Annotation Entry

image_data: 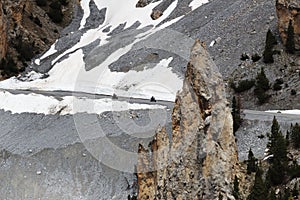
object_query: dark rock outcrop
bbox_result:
[0,0,76,77]
[137,40,240,200]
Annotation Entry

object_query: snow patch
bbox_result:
[40,40,58,60]
[79,0,91,29]
[189,0,209,11]
[265,110,300,115]
[0,91,165,115]
[0,51,182,101]
[18,71,45,82]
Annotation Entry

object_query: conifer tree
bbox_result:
[286,130,290,147]
[232,96,242,134]
[254,68,270,104]
[263,29,277,63]
[267,117,288,185]
[291,123,300,149]
[286,20,295,54]
[248,168,268,200]
[247,148,257,174]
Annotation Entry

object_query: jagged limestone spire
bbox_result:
[137,40,240,200]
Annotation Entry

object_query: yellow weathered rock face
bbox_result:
[137,40,240,200]
[276,0,300,49]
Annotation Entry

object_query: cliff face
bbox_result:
[276,0,300,49]
[0,2,7,60]
[0,0,75,76]
[137,40,240,200]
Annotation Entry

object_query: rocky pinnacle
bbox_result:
[137,39,240,200]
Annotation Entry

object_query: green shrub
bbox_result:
[50,0,61,9]
[0,56,18,76]
[16,40,34,61]
[288,161,300,179]
[240,53,249,61]
[291,89,297,95]
[48,1,63,23]
[273,78,284,91]
[251,53,261,62]
[234,79,255,93]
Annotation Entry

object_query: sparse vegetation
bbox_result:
[48,0,63,23]
[273,78,284,91]
[254,68,270,104]
[291,89,297,96]
[15,37,34,62]
[251,53,261,62]
[231,79,255,93]
[36,0,47,7]
[0,56,18,77]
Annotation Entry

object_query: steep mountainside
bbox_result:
[0,0,299,199]
[0,0,77,78]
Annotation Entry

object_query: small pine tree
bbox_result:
[232,96,242,134]
[254,68,270,104]
[248,168,268,200]
[286,130,290,147]
[286,20,295,54]
[247,148,257,174]
[291,123,300,149]
[267,117,288,185]
[270,117,287,161]
[263,29,277,63]
[233,175,240,200]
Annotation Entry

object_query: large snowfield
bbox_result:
[0,0,206,115]
[0,0,297,116]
